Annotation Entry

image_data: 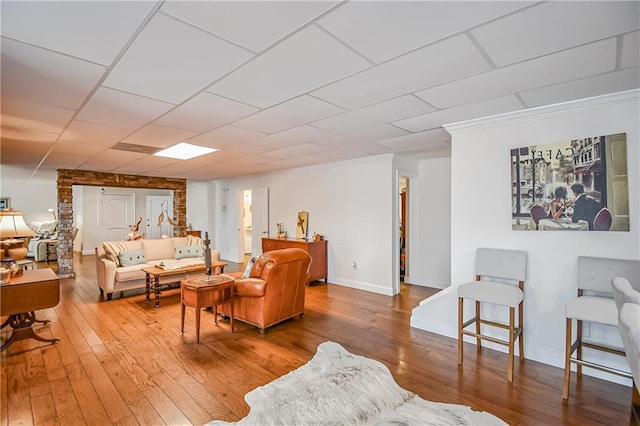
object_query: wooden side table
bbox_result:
[181,275,234,343]
[0,268,60,351]
[143,261,227,308]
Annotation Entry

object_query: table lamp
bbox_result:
[0,210,36,261]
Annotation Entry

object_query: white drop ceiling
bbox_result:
[1,1,638,182]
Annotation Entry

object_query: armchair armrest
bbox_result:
[234,278,267,297]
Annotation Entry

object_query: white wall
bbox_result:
[186,181,215,239]
[212,155,397,295]
[411,90,640,385]
[0,177,57,225]
[404,157,451,289]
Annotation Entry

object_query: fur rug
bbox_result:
[207,341,507,425]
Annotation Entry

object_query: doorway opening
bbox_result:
[399,177,408,283]
[242,189,252,259]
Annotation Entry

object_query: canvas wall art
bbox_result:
[511,133,629,231]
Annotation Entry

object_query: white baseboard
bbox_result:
[331,277,394,296]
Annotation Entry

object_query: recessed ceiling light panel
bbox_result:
[154,142,218,160]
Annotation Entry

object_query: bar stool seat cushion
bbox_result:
[565,296,617,326]
[458,280,523,307]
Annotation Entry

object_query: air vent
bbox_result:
[111,143,160,155]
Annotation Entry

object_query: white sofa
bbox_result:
[27,221,58,261]
[95,236,221,301]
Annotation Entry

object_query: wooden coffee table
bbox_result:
[0,268,60,351]
[181,275,235,343]
[142,261,227,308]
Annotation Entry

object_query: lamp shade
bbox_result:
[0,210,36,239]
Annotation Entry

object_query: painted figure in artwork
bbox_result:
[297,211,309,239]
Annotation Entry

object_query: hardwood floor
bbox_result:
[1,254,632,425]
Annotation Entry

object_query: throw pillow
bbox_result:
[118,249,146,267]
[186,235,203,246]
[175,245,204,259]
[102,241,132,267]
[243,256,257,278]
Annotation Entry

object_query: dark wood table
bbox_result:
[142,261,227,308]
[181,275,234,343]
[0,268,60,351]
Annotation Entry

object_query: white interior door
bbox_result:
[146,196,173,239]
[251,187,269,257]
[100,193,135,241]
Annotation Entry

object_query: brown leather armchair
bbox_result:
[221,248,311,333]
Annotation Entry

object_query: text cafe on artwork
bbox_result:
[511,132,629,232]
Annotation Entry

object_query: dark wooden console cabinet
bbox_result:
[262,237,327,283]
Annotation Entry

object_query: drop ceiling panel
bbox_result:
[1,39,106,110]
[260,142,329,159]
[212,143,271,160]
[311,35,491,110]
[0,1,155,66]
[219,154,277,168]
[520,68,640,108]
[111,163,160,175]
[265,155,327,169]
[621,31,640,69]
[311,95,433,134]
[207,25,371,108]
[2,98,74,134]
[313,125,408,149]
[471,1,640,67]
[121,124,199,148]
[147,160,208,177]
[234,96,344,134]
[79,149,147,172]
[374,129,451,150]
[318,1,530,63]
[76,87,175,130]
[253,125,335,150]
[42,141,107,168]
[104,13,252,104]
[188,125,266,149]
[0,140,53,165]
[154,92,258,133]
[394,95,524,133]
[160,1,337,53]
[0,127,59,144]
[416,39,617,109]
[316,142,391,161]
[112,156,180,175]
[61,121,131,146]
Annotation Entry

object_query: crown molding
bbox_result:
[443,89,640,135]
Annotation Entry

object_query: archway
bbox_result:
[56,169,186,277]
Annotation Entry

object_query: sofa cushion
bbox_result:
[103,240,143,266]
[118,249,145,267]
[115,264,150,282]
[142,238,174,261]
[175,245,203,259]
